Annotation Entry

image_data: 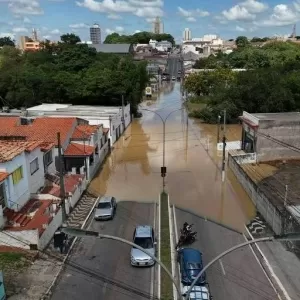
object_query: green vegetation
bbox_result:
[160,192,173,300]
[0,37,15,47]
[185,36,300,123]
[0,34,149,115]
[104,31,175,45]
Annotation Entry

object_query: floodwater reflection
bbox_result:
[90,82,256,231]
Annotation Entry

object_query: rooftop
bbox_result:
[88,43,132,53]
[4,199,56,236]
[72,125,101,139]
[0,140,41,163]
[251,112,300,121]
[64,142,95,156]
[0,172,9,182]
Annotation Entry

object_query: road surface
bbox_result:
[166,56,180,77]
[51,202,157,300]
[175,208,278,300]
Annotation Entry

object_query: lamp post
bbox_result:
[185,233,300,299]
[140,106,187,191]
[61,227,183,299]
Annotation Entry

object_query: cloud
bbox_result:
[107,13,122,19]
[0,0,44,15]
[0,32,15,39]
[186,17,196,22]
[255,4,300,26]
[23,16,31,23]
[134,29,141,33]
[42,35,51,39]
[177,6,209,22]
[236,25,246,32]
[12,26,28,33]
[222,0,267,21]
[50,29,61,34]
[76,0,164,18]
[105,25,125,34]
[69,23,89,28]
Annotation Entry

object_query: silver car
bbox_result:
[94,196,117,220]
[131,225,156,267]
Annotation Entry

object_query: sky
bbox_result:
[0,0,299,44]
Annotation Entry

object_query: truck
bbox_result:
[145,86,152,98]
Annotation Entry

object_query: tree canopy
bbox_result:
[0,36,15,47]
[185,40,300,123]
[0,38,149,115]
[104,31,175,45]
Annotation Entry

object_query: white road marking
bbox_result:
[244,226,287,300]
[219,259,226,276]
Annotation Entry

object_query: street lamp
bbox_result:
[61,227,183,299]
[140,105,187,191]
[185,233,300,299]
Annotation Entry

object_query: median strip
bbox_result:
[160,192,173,300]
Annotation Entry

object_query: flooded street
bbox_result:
[90,82,256,231]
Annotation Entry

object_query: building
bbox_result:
[239,111,300,162]
[153,17,163,34]
[183,28,191,41]
[25,103,131,144]
[156,40,172,52]
[90,23,101,44]
[88,43,133,54]
[19,28,42,51]
[32,28,38,42]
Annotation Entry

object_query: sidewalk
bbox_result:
[258,241,300,300]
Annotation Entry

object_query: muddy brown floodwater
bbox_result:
[90,83,256,232]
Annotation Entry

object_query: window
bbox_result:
[95,145,99,155]
[44,151,53,166]
[30,158,39,175]
[12,166,23,185]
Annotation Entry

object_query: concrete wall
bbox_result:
[257,120,300,161]
[38,207,62,250]
[0,153,30,211]
[228,154,283,234]
[0,229,38,249]
[44,148,56,174]
[25,147,45,194]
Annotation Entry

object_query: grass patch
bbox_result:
[0,252,30,295]
[185,96,208,115]
[160,192,173,300]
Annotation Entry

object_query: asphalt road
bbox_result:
[51,202,157,300]
[174,208,278,300]
[167,56,180,77]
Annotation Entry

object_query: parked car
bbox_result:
[131,225,156,267]
[182,285,212,300]
[178,248,206,285]
[94,196,117,220]
[172,76,176,81]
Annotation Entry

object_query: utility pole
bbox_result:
[221,110,227,183]
[57,132,67,223]
[217,115,221,144]
[121,94,125,132]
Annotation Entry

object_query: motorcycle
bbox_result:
[176,222,197,249]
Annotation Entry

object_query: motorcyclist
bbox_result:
[183,222,193,235]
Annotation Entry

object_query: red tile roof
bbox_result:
[72,125,100,139]
[3,199,55,236]
[0,117,78,146]
[0,117,19,128]
[64,143,95,156]
[0,140,41,163]
[42,174,84,197]
[0,172,9,182]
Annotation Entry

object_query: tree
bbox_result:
[235,36,250,48]
[60,33,81,45]
[0,36,15,47]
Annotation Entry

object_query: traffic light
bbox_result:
[161,166,167,177]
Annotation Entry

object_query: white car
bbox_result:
[172,76,176,81]
[182,285,211,300]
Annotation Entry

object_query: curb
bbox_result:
[244,225,291,300]
[157,193,161,299]
[41,199,98,299]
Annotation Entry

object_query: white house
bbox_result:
[25,103,131,144]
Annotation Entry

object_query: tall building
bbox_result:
[153,17,163,34]
[183,28,191,41]
[90,23,101,44]
[32,28,38,41]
